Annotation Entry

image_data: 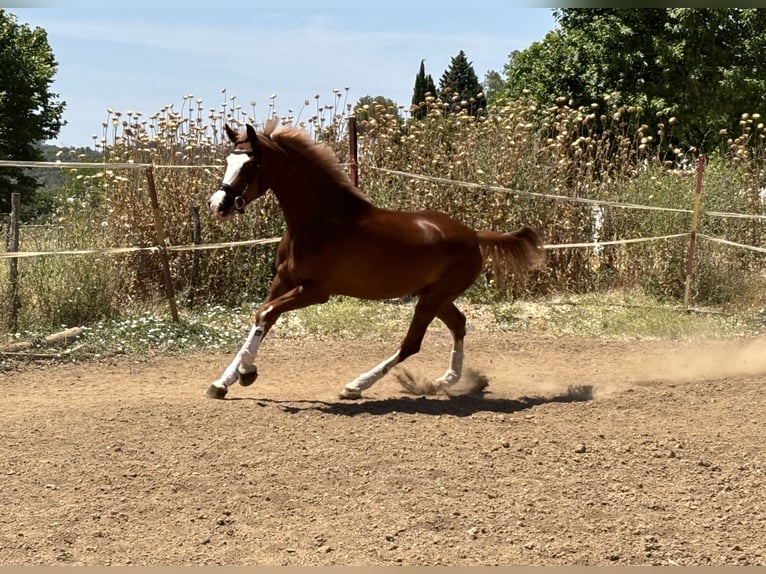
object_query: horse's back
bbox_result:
[306,206,484,299]
[368,207,479,244]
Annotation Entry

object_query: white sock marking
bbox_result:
[437,341,464,386]
[345,351,401,392]
[213,310,271,388]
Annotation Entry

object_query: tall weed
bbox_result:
[3,91,765,332]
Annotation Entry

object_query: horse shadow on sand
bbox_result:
[240,369,595,418]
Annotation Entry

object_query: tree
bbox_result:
[0,10,65,215]
[503,8,766,151]
[483,69,505,106]
[353,95,404,134]
[439,50,486,116]
[411,59,437,120]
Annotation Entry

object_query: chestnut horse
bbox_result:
[205,120,545,400]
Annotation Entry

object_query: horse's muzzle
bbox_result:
[209,188,232,221]
[209,185,246,221]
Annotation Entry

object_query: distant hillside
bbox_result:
[33,144,102,190]
[39,143,101,162]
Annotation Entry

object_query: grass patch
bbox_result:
[1,292,763,372]
[275,296,413,340]
[489,292,763,340]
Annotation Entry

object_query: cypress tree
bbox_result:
[411,59,436,120]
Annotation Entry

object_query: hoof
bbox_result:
[339,387,363,400]
[205,384,228,400]
[238,366,258,387]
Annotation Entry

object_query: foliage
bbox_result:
[354,95,404,135]
[0,91,359,332]
[2,86,766,333]
[504,8,766,153]
[483,69,505,106]
[411,60,437,120]
[0,10,65,216]
[438,50,486,117]
[3,293,761,365]
[355,93,766,307]
[3,12,765,338]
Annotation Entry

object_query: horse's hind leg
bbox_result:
[434,302,467,389]
[339,297,441,399]
[338,350,402,400]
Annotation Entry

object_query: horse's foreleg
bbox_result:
[205,305,274,399]
[206,283,328,399]
[206,245,293,399]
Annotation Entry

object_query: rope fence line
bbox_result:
[370,166,766,223]
[372,167,693,215]
[167,236,282,251]
[698,233,766,255]
[0,234,692,260]
[0,237,282,260]
[1,159,764,259]
[0,159,350,171]
[544,233,689,250]
[0,159,222,170]
[705,210,766,222]
[4,158,766,221]
[2,148,765,326]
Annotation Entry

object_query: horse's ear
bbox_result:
[224,123,238,143]
[245,124,258,150]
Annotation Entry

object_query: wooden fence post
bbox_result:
[145,167,179,321]
[348,115,359,187]
[187,206,201,310]
[7,192,20,332]
[684,155,705,312]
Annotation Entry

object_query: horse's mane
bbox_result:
[262,119,369,202]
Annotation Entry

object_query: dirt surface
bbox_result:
[2,328,766,566]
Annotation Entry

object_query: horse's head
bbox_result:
[209,123,266,222]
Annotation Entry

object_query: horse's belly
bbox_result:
[326,248,475,300]
[329,263,425,299]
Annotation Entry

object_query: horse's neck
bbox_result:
[271,168,368,233]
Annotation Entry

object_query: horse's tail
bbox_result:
[477,226,546,289]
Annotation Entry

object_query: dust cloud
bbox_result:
[630,337,766,384]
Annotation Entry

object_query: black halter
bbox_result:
[217,182,246,214]
[217,149,260,214]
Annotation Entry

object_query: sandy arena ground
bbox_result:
[1,328,765,565]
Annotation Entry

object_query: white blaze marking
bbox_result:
[221,152,250,186]
[209,189,227,216]
[209,152,250,218]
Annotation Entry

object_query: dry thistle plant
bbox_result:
[26,88,764,330]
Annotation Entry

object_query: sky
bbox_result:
[9,1,558,149]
